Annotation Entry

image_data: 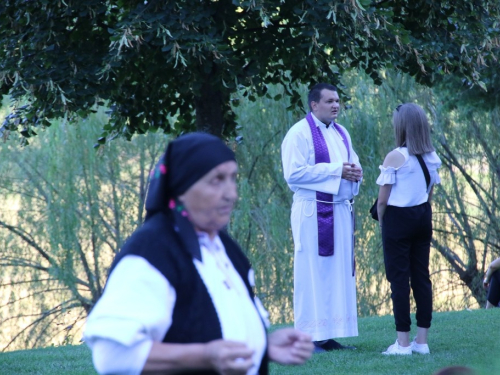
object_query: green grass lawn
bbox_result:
[0,309,499,375]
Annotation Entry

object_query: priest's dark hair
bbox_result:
[308,83,338,111]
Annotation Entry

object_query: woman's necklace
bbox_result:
[212,249,238,292]
[198,233,242,295]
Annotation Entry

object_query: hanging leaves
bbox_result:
[0,0,498,142]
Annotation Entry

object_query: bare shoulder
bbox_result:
[383,150,405,168]
[491,257,500,270]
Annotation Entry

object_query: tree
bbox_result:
[230,85,298,322]
[0,110,165,350]
[1,0,499,142]
[427,102,500,308]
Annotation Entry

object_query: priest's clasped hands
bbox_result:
[342,162,363,182]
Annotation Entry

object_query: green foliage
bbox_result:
[0,1,499,142]
[427,96,500,307]
[1,309,499,374]
[0,110,166,350]
[230,84,301,323]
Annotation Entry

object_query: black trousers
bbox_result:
[487,269,500,306]
[382,202,433,332]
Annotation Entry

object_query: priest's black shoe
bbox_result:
[313,344,327,354]
[314,339,356,351]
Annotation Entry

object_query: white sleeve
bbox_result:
[429,152,442,186]
[281,126,342,194]
[344,128,362,196]
[83,255,176,375]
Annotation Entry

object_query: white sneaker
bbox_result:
[411,339,430,354]
[382,340,412,355]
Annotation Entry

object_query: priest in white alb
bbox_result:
[281,83,363,352]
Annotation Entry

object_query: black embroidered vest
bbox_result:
[109,212,269,374]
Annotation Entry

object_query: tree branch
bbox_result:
[0,219,55,264]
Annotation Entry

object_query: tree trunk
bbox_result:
[194,64,226,137]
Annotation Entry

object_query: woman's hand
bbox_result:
[483,257,500,290]
[377,184,392,225]
[267,328,314,365]
[205,340,254,375]
[143,340,253,375]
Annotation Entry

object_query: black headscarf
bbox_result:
[145,132,236,220]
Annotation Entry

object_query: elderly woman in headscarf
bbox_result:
[84,133,314,375]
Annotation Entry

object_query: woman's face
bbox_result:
[178,161,238,236]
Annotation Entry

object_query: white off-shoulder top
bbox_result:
[376,147,442,207]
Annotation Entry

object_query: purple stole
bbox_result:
[306,112,351,257]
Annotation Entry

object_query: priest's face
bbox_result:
[311,89,340,125]
[178,161,238,238]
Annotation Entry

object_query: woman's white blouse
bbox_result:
[84,233,268,375]
[376,148,442,207]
